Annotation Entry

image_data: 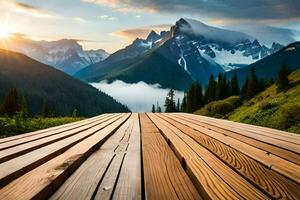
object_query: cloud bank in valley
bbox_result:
[91,80,184,112]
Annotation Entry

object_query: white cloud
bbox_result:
[74,17,86,22]
[91,80,184,112]
[97,15,108,19]
[97,15,118,21]
[0,0,60,19]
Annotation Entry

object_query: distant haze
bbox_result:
[91,80,184,112]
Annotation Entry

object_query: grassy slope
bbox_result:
[195,69,300,134]
[0,117,83,138]
[228,69,300,133]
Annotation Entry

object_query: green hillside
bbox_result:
[0,49,129,117]
[195,69,300,133]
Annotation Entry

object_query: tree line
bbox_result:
[0,87,61,118]
[156,63,290,113]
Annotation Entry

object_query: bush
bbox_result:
[278,105,300,129]
[195,96,242,118]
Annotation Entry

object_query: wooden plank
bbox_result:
[0,114,105,145]
[179,113,300,155]
[173,113,300,166]
[168,113,300,185]
[50,114,138,200]
[140,113,202,200]
[0,114,130,200]
[0,114,114,163]
[112,113,142,200]
[149,113,269,200]
[0,114,124,188]
[90,113,141,200]
[192,114,300,146]
[0,114,109,150]
[191,114,300,144]
[161,113,300,199]
[94,154,125,200]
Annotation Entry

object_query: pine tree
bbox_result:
[157,106,162,113]
[72,108,77,117]
[164,89,176,112]
[176,98,180,112]
[20,96,28,118]
[187,81,203,113]
[205,75,216,103]
[181,93,187,112]
[277,63,289,92]
[246,68,259,99]
[230,73,239,96]
[241,76,249,99]
[223,76,229,98]
[215,73,224,100]
[1,87,20,116]
[42,99,50,117]
[258,79,266,92]
[152,104,156,113]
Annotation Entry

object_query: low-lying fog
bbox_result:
[91,80,184,112]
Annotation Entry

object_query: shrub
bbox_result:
[195,96,242,118]
[278,105,300,129]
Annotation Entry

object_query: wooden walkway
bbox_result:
[0,113,299,200]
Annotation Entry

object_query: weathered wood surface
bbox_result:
[0,113,299,200]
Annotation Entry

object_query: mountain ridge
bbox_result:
[75,18,284,89]
[0,36,109,75]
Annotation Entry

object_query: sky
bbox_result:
[0,0,300,53]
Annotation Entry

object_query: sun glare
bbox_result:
[0,25,12,39]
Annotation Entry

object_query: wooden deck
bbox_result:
[0,113,299,200]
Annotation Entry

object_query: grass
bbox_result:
[0,116,84,138]
[195,69,300,134]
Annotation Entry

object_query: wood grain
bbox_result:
[112,113,142,200]
[0,112,298,200]
[0,114,113,163]
[141,113,202,200]
[178,113,300,163]
[0,114,123,188]
[169,113,300,185]
[149,113,269,200]
[50,114,137,200]
[186,113,300,144]
[162,113,300,199]
[0,114,130,200]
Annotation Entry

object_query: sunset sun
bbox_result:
[0,25,12,38]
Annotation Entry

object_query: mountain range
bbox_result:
[0,35,109,75]
[0,49,129,116]
[75,18,285,90]
[225,42,300,84]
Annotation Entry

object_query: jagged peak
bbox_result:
[146,30,160,42]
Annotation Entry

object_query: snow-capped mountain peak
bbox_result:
[172,18,253,45]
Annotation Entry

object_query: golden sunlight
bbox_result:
[0,24,12,38]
